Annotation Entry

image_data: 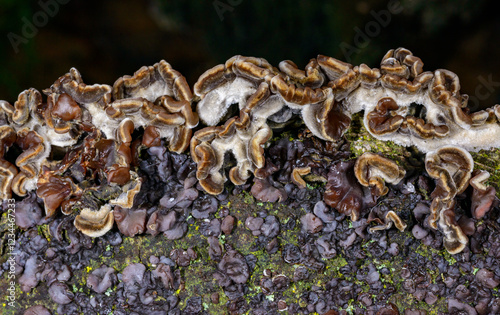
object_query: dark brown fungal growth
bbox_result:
[194,55,274,126]
[6,48,500,314]
[279,58,325,88]
[366,96,449,141]
[0,126,17,199]
[300,213,324,234]
[86,265,117,294]
[250,178,287,203]
[113,206,147,237]
[36,171,74,217]
[113,60,193,103]
[14,193,43,229]
[221,215,235,235]
[218,250,250,284]
[23,305,52,315]
[379,48,433,94]
[13,129,47,197]
[366,97,404,136]
[429,69,471,128]
[301,90,351,142]
[44,67,112,106]
[469,170,497,219]
[324,160,376,221]
[317,54,361,99]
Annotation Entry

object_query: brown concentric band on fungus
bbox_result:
[3,47,500,241]
[425,146,474,254]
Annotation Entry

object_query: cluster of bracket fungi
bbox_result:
[1,48,499,255]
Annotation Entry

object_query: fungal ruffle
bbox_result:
[1,48,499,256]
[0,61,198,237]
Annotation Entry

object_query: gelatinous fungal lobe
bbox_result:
[425,146,474,254]
[31,127,143,236]
[36,168,75,217]
[366,97,404,136]
[0,90,51,197]
[321,47,500,153]
[429,69,471,129]
[469,170,496,219]
[278,58,325,88]
[191,82,283,194]
[324,160,376,221]
[1,88,42,126]
[317,54,363,100]
[92,138,132,185]
[0,71,114,198]
[113,60,192,102]
[195,54,348,143]
[105,97,195,153]
[273,59,352,142]
[45,93,83,135]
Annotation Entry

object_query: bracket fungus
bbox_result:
[74,205,115,238]
[0,60,199,238]
[1,47,500,254]
[425,146,474,254]
[367,209,407,233]
[354,152,405,196]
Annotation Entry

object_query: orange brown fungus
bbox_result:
[36,170,74,217]
[52,93,82,121]
[2,47,500,244]
[354,152,405,197]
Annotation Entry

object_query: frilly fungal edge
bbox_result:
[1,48,499,255]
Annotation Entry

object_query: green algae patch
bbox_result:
[36,224,51,242]
[471,147,500,198]
[0,274,58,315]
[345,113,415,165]
[415,243,457,266]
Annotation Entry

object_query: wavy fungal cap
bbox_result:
[1,47,500,246]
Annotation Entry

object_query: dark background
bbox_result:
[1,0,499,111]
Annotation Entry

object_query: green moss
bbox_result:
[415,243,457,266]
[470,148,500,198]
[37,224,51,242]
[241,190,256,205]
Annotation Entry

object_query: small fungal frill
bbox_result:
[1,48,499,256]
